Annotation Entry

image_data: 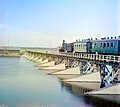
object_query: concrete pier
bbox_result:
[52,66,80,75]
[62,72,101,90]
[29,56,34,60]
[65,81,101,90]
[51,67,81,79]
[86,84,120,95]
[35,58,43,63]
[63,72,101,82]
[32,56,41,62]
[85,84,120,103]
[41,63,66,70]
[37,61,55,67]
[38,58,48,64]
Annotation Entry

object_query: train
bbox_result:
[60,36,120,55]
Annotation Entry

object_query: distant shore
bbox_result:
[0,50,21,57]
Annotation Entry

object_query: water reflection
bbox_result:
[60,81,120,107]
[84,95,120,107]
[60,81,93,96]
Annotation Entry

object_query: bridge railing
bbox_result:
[27,50,120,63]
[64,52,120,63]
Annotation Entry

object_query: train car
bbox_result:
[66,43,74,52]
[73,39,92,53]
[92,37,120,55]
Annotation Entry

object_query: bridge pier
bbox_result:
[37,61,55,67]
[29,53,37,60]
[41,63,66,71]
[51,67,80,79]
[32,55,41,62]
[38,58,49,64]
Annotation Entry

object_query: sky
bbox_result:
[0,0,120,47]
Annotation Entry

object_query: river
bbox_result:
[0,57,117,107]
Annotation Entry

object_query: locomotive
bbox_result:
[60,40,73,52]
[60,36,120,55]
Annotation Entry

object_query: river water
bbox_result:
[0,57,116,107]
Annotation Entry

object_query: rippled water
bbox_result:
[0,57,116,107]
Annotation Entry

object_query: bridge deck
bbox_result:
[27,51,120,65]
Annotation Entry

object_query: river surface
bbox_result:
[0,57,112,107]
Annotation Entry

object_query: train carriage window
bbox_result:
[111,43,113,48]
[80,44,81,48]
[100,43,102,47]
[94,43,96,48]
[107,43,109,47]
[114,42,117,48]
[103,43,106,48]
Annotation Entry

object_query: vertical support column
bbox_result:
[112,62,120,84]
[99,64,113,88]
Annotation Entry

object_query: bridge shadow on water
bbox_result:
[60,80,120,107]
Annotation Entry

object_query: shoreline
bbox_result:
[0,50,21,57]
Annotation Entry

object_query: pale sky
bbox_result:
[0,0,120,47]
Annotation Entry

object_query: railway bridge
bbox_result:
[21,50,120,102]
[22,50,120,88]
